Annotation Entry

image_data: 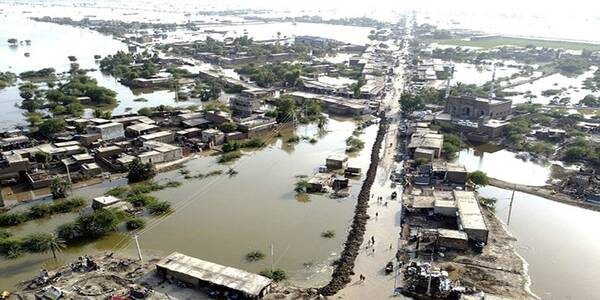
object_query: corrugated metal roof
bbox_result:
[157,252,272,297]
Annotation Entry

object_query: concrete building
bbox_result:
[140,131,175,144]
[326,154,349,169]
[141,140,183,164]
[230,95,261,117]
[201,129,225,146]
[287,91,371,116]
[446,95,512,120]
[237,116,277,138]
[408,132,444,159]
[437,229,469,251]
[92,196,122,210]
[454,190,489,244]
[126,123,159,137]
[88,122,125,141]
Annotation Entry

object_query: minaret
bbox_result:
[488,64,496,102]
[445,64,454,100]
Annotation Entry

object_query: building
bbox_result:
[126,123,159,137]
[446,95,512,120]
[237,116,277,138]
[326,154,348,169]
[201,129,225,146]
[295,35,339,47]
[142,141,183,163]
[156,252,273,299]
[408,132,444,159]
[287,91,371,116]
[454,190,489,244]
[230,95,261,117]
[92,196,122,210]
[437,229,469,251]
[140,131,175,144]
[88,122,125,141]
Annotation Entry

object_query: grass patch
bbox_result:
[435,37,600,51]
[245,250,265,262]
[259,268,287,281]
[218,151,241,163]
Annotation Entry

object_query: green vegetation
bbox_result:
[126,218,146,230]
[0,71,16,89]
[479,197,498,212]
[443,133,464,160]
[321,230,336,238]
[127,158,156,183]
[148,201,172,215]
[219,121,238,133]
[468,171,490,187]
[99,50,159,85]
[50,177,71,199]
[294,178,310,193]
[259,268,287,282]
[203,101,230,113]
[19,68,56,80]
[235,62,303,88]
[0,212,29,227]
[106,185,129,197]
[126,194,158,207]
[218,151,241,163]
[245,250,265,262]
[346,136,365,153]
[435,37,600,51]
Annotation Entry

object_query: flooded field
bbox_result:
[453,144,554,186]
[0,118,377,289]
[450,62,521,86]
[479,186,600,300]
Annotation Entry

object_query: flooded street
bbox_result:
[0,119,377,289]
[479,186,600,300]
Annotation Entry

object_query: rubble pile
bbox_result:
[317,116,388,296]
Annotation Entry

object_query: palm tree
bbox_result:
[43,234,66,259]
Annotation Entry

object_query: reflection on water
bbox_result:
[0,119,376,289]
[479,186,600,300]
[454,144,553,186]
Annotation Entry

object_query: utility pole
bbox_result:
[63,161,72,184]
[270,243,274,271]
[134,234,143,261]
[507,186,516,226]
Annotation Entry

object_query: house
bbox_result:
[201,129,225,146]
[237,116,277,138]
[126,123,159,137]
[446,95,512,120]
[437,229,469,251]
[408,132,443,158]
[92,195,132,211]
[142,140,183,163]
[140,131,175,144]
[88,123,125,141]
[230,95,261,117]
[454,190,488,244]
[156,252,273,299]
[95,145,123,158]
[81,163,102,177]
[326,154,348,169]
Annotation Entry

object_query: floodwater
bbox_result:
[0,16,195,129]
[506,66,600,105]
[450,62,521,86]
[479,186,600,300]
[453,144,554,186]
[0,118,377,289]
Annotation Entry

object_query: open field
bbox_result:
[435,37,600,51]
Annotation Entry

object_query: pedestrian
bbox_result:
[385,201,388,207]
[375,212,379,220]
[389,243,393,250]
[371,236,375,244]
[372,248,376,254]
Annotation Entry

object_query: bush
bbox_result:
[321,230,336,238]
[29,204,52,219]
[50,197,86,213]
[130,181,162,194]
[245,250,265,262]
[219,122,238,133]
[218,151,241,163]
[106,186,129,197]
[50,177,71,199]
[0,229,11,239]
[56,222,82,242]
[241,138,265,148]
[469,171,490,186]
[0,236,24,258]
[22,232,53,252]
[346,136,365,153]
[222,141,241,153]
[259,268,287,281]
[0,212,29,227]
[127,158,156,183]
[126,194,158,207]
[76,209,119,237]
[126,218,146,230]
[148,201,171,215]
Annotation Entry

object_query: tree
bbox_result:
[50,178,71,199]
[127,158,156,183]
[34,151,52,165]
[23,233,65,259]
[219,122,238,133]
[400,92,425,113]
[38,118,67,137]
[274,96,296,123]
[469,171,490,187]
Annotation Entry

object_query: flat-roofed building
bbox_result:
[437,229,469,251]
[454,190,488,244]
[140,131,175,144]
[408,132,444,158]
[446,95,512,120]
[126,123,159,137]
[326,154,348,169]
[88,122,125,141]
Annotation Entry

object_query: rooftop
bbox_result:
[454,190,487,231]
[157,252,272,297]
